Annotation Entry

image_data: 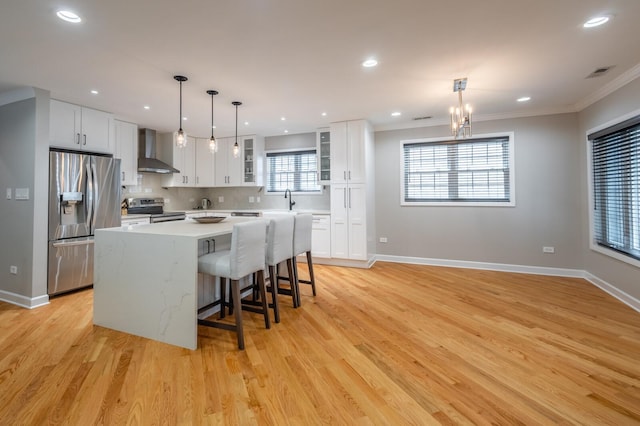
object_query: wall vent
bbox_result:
[413,116,432,121]
[586,66,614,78]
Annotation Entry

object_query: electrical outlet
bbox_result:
[256,196,261,203]
[9,265,18,275]
[6,188,11,200]
[249,196,255,203]
[543,246,555,254]
[218,196,224,203]
[379,237,388,243]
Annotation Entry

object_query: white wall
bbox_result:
[578,77,640,300]
[374,113,582,269]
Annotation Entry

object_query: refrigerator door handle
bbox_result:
[53,239,95,248]
[86,159,95,232]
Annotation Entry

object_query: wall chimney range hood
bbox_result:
[137,128,180,174]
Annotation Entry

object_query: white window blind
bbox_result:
[402,136,512,204]
[266,150,321,192]
[589,116,640,261]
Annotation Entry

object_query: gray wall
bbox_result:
[374,113,582,269]
[0,88,49,301]
[578,77,640,299]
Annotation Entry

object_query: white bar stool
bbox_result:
[292,213,316,306]
[197,220,269,350]
[265,215,297,323]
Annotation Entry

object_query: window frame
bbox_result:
[587,108,640,269]
[400,132,516,207]
[264,148,322,195]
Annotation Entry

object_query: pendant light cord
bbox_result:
[179,80,183,132]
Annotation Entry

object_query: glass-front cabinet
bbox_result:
[317,128,331,184]
[240,135,264,186]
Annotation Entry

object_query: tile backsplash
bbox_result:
[123,173,330,212]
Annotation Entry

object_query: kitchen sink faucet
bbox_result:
[284,189,296,211]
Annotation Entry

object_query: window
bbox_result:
[266,150,321,193]
[401,133,514,205]
[589,115,640,262]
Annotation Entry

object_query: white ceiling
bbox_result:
[1,0,639,138]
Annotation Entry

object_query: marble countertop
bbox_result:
[186,208,331,215]
[102,216,259,239]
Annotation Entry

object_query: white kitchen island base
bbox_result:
[94,218,251,350]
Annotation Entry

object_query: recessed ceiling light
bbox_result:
[584,16,610,28]
[284,130,289,133]
[143,105,150,110]
[391,111,401,117]
[517,96,531,102]
[56,10,81,23]
[244,121,249,126]
[212,125,216,129]
[182,117,187,121]
[281,117,286,121]
[90,90,98,95]
[321,112,327,117]
[362,58,378,68]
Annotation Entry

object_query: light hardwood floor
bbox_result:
[1,262,640,425]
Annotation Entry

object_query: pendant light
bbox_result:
[174,75,188,148]
[232,101,242,158]
[206,90,218,153]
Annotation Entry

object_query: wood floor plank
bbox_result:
[1,262,640,424]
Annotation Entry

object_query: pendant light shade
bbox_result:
[207,90,218,153]
[232,101,242,158]
[174,75,188,148]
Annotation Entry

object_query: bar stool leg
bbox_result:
[286,258,299,308]
[257,270,270,329]
[267,265,280,323]
[306,251,316,296]
[219,277,227,319]
[231,279,244,350]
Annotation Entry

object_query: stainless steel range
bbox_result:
[126,197,186,223]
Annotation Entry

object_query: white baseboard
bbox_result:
[312,256,375,269]
[374,254,640,314]
[374,254,584,277]
[583,272,640,313]
[0,290,49,309]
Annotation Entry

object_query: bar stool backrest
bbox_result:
[293,214,313,256]
[230,220,267,280]
[266,215,294,266]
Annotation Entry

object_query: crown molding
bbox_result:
[573,62,640,112]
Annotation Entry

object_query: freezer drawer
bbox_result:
[48,237,94,295]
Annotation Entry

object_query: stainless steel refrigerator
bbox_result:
[48,150,121,295]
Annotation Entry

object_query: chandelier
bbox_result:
[450,78,472,138]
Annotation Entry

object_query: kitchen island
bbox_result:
[93,216,260,350]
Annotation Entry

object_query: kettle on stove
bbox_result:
[201,198,212,210]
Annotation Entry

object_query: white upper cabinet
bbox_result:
[114,120,138,186]
[195,137,216,187]
[330,120,366,184]
[316,128,331,184]
[162,134,196,187]
[215,135,263,187]
[240,135,264,186]
[50,99,114,154]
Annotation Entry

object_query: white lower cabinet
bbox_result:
[331,184,367,260]
[121,216,150,226]
[311,215,331,258]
